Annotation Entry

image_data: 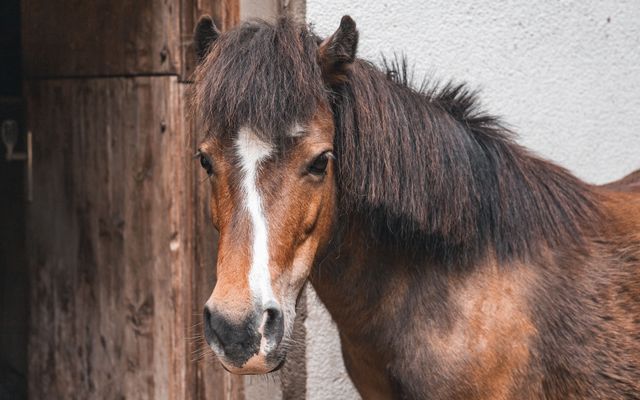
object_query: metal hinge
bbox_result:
[2,120,33,202]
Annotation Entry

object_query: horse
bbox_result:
[191,15,640,399]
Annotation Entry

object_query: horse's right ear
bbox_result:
[318,15,358,85]
[194,15,220,64]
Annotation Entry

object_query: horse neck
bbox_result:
[309,217,491,345]
[313,59,605,336]
[308,221,421,338]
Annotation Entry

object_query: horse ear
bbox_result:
[194,15,220,64]
[318,15,358,84]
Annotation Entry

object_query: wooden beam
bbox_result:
[22,1,182,78]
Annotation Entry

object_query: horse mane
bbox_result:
[193,17,602,264]
[332,55,601,263]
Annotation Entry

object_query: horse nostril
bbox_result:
[203,306,224,349]
[262,304,284,345]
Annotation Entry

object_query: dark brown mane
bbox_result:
[194,17,602,264]
[332,56,602,263]
[193,18,325,139]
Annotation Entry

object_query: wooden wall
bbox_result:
[22,0,239,80]
[23,1,243,398]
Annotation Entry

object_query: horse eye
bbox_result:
[199,153,214,175]
[308,152,331,176]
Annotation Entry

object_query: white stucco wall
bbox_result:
[305,1,640,399]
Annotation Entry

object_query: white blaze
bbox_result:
[235,127,275,307]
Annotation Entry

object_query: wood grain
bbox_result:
[26,77,195,399]
[22,0,181,78]
[21,0,241,80]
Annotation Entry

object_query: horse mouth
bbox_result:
[218,359,285,375]
[217,351,286,375]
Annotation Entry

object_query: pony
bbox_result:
[191,15,640,399]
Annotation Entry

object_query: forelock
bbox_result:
[194,17,326,142]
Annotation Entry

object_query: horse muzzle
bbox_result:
[203,302,285,374]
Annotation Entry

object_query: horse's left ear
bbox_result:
[318,15,358,85]
[194,15,220,64]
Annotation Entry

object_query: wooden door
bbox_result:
[23,1,242,398]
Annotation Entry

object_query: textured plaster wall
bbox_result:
[305,1,640,399]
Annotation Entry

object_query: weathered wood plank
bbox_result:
[26,77,195,399]
[21,0,241,80]
[22,0,181,77]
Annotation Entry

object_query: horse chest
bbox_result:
[390,264,540,399]
[341,262,540,399]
